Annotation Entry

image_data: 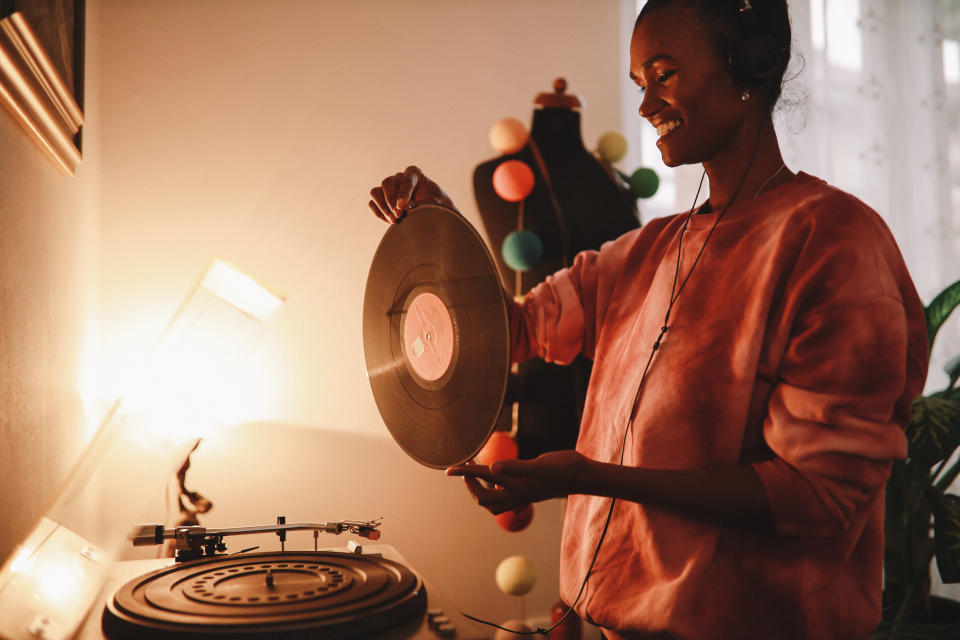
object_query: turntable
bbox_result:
[75,517,489,639]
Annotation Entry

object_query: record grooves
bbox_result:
[102,551,425,639]
[363,205,510,468]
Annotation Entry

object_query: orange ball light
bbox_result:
[492,160,535,202]
[495,504,534,532]
[475,431,518,467]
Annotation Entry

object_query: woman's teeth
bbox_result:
[657,120,682,136]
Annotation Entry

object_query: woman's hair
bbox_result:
[635,0,792,111]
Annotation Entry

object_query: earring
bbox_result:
[740,89,751,102]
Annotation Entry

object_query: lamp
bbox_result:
[0,259,284,640]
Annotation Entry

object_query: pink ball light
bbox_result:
[492,160,535,202]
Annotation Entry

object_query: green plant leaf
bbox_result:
[925,279,960,351]
[907,396,960,474]
[927,491,960,583]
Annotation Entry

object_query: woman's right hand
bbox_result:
[368,166,456,224]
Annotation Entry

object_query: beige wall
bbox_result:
[0,0,624,630]
[93,0,627,435]
[0,5,100,560]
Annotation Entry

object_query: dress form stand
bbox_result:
[473,79,639,459]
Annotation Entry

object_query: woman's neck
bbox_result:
[702,115,792,210]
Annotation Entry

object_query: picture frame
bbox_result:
[0,0,84,175]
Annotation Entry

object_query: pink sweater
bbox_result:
[512,173,928,639]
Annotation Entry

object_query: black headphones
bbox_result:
[727,0,788,87]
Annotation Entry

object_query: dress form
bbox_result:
[472,79,639,458]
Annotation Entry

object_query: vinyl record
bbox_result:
[102,551,426,639]
[363,204,510,468]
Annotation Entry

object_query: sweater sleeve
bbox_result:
[753,298,914,537]
[752,198,927,538]
[511,251,596,365]
[511,228,641,365]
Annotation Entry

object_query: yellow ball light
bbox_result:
[489,117,529,155]
[495,555,537,596]
[597,131,628,163]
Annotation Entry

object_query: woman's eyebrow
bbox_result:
[643,53,676,68]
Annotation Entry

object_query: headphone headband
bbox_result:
[728,0,787,89]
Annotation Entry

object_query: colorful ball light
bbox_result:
[501,230,543,272]
[495,555,537,596]
[492,160,535,203]
[597,131,628,163]
[495,504,534,533]
[629,167,660,199]
[475,431,519,467]
[489,117,529,155]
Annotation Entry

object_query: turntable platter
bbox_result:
[102,551,426,639]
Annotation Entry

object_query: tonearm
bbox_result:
[130,516,382,562]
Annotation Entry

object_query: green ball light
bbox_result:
[501,230,543,272]
[629,167,660,199]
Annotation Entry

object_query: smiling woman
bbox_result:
[372,1,929,638]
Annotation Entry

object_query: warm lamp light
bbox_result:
[201,259,285,321]
[0,260,284,640]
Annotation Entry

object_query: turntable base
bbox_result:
[75,545,489,639]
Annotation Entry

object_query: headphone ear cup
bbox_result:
[728,28,785,86]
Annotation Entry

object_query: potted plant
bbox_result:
[875,278,960,638]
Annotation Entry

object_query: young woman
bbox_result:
[369,1,928,638]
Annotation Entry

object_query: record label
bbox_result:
[403,291,454,382]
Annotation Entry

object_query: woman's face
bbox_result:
[630,6,751,167]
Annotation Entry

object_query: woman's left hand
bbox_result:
[446,450,592,515]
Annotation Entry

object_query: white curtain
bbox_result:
[777,0,957,376]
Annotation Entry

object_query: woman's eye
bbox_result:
[656,70,675,83]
